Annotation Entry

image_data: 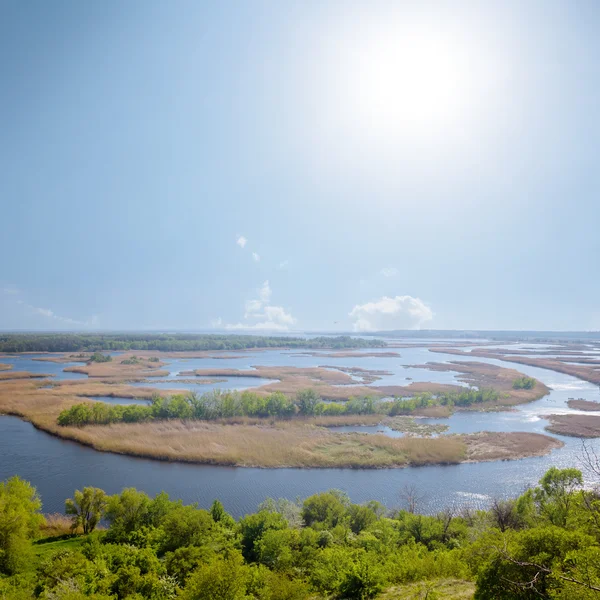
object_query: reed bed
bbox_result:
[40,513,75,537]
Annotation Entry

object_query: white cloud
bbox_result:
[258,280,271,303]
[237,236,247,248]
[18,301,99,328]
[380,267,399,277]
[244,299,263,317]
[349,295,433,331]
[218,280,297,332]
[252,252,260,262]
[278,260,289,270]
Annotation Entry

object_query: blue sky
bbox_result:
[1,0,599,332]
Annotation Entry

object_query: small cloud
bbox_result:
[258,280,271,303]
[236,236,247,249]
[278,260,289,270]
[349,295,433,331]
[216,280,297,332]
[380,267,399,278]
[252,252,260,262]
[211,317,223,327]
[17,300,99,328]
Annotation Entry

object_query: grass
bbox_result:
[381,579,475,599]
[545,414,600,438]
[40,513,74,537]
[34,536,85,560]
[566,399,600,411]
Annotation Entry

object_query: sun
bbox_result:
[340,27,471,141]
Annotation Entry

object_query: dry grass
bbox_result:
[566,399,600,411]
[60,353,168,379]
[40,513,75,537]
[0,371,51,380]
[545,414,600,438]
[381,579,475,599]
[463,431,563,461]
[38,420,469,468]
[0,363,11,371]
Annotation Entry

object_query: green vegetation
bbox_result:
[57,387,505,428]
[89,352,113,363]
[120,356,141,365]
[0,334,384,353]
[2,467,600,598]
[513,376,536,390]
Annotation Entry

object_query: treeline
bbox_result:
[58,387,504,427]
[0,334,384,353]
[2,466,600,599]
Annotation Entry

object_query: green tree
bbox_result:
[296,389,321,416]
[65,487,108,535]
[105,488,151,541]
[0,476,44,574]
[301,490,349,529]
[182,551,249,600]
[339,554,384,600]
[534,467,583,527]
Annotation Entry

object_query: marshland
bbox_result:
[1,333,600,516]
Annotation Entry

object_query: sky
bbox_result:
[1,0,599,333]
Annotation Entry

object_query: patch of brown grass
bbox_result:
[463,431,563,461]
[0,371,51,380]
[545,414,600,438]
[381,579,475,599]
[566,399,600,411]
[41,513,74,537]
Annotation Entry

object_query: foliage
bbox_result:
[0,477,44,575]
[0,333,384,353]
[65,488,108,534]
[89,353,112,363]
[513,376,536,390]
[2,466,600,599]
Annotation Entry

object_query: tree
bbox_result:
[105,488,151,541]
[301,491,349,529]
[339,554,384,600]
[296,389,321,416]
[65,487,108,535]
[534,467,583,526]
[182,551,249,600]
[210,500,235,528]
[0,476,45,574]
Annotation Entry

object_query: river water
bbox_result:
[1,344,600,517]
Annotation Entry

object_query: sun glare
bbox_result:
[342,28,471,141]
